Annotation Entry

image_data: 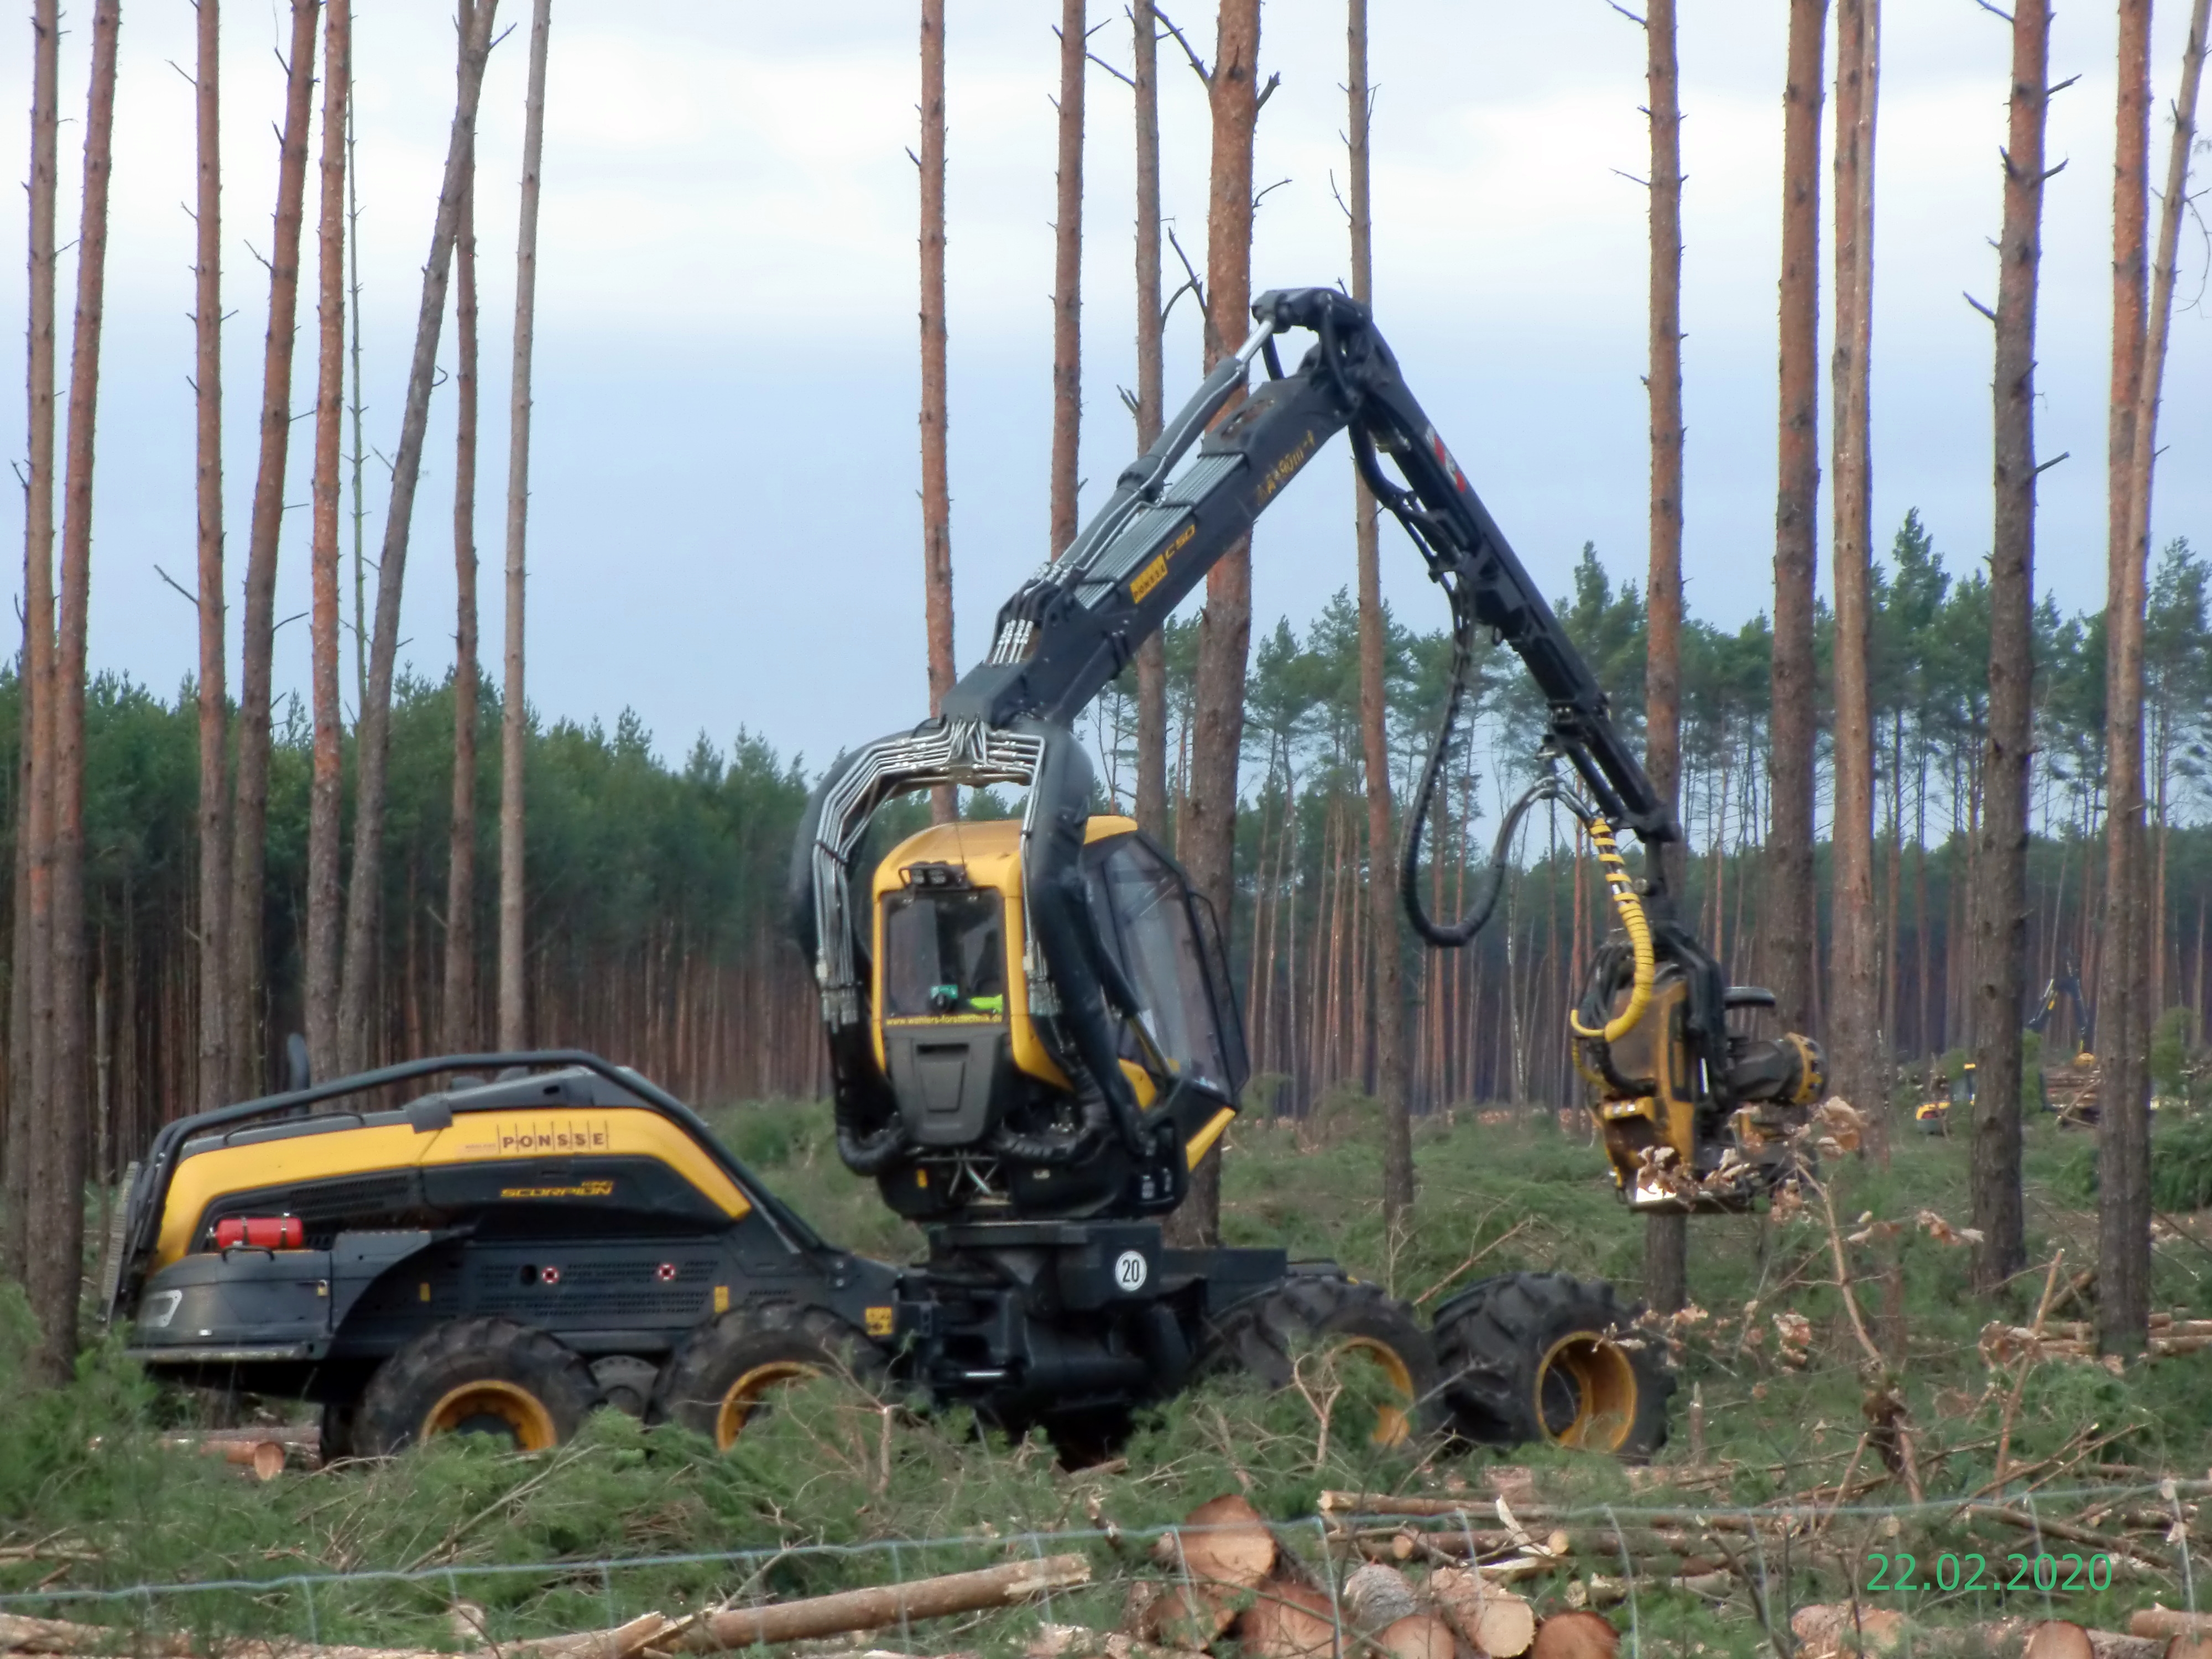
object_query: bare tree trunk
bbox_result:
[498,0,547,1053]
[1638,0,1690,1314]
[1131,0,1167,842]
[2103,0,2209,1350]
[444,149,479,1053]
[37,0,119,1379]
[5,0,61,1284]
[192,0,229,1112]
[1970,0,2051,1295]
[1345,0,1410,1230]
[306,0,348,1084]
[1167,0,1260,1249]
[1830,0,1882,1146]
[918,0,957,825]
[1050,0,1084,560]
[1766,0,1825,1037]
[340,0,499,1074]
[228,0,320,1098]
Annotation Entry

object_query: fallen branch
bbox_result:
[678,1553,1091,1652]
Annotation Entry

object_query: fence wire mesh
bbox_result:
[4,1483,2208,1658]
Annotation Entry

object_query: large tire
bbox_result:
[1198,1271,1444,1446]
[653,1301,890,1451]
[353,1317,597,1458]
[1432,1272,1672,1458]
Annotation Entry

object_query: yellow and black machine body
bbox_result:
[115,292,1820,1463]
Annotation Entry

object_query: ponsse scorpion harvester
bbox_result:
[110,292,1824,1460]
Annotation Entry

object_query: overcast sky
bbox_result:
[1,1,2206,772]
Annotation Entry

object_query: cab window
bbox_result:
[1082,835,1241,1092]
[882,889,1008,1018]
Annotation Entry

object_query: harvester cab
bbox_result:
[864,815,1245,1221]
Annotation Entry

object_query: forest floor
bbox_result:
[4,1101,2210,1656]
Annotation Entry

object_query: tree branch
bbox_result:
[153,564,202,609]
[1973,0,2015,19]
[1087,49,1136,87]
[1963,291,1999,322]
[1152,5,1210,85]
[1605,0,1648,23]
[1255,70,1282,113]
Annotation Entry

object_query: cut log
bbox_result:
[2140,1614,2212,1641]
[1152,1495,1277,1591]
[2023,1623,2096,1659]
[511,1613,674,1659]
[1789,1604,1906,1657]
[681,1553,1089,1652]
[1235,1580,1342,1659]
[1370,1615,1454,1659]
[0,1614,195,1655]
[1340,1564,1418,1635]
[1427,1568,1535,1658]
[2163,1638,2212,1659]
[1528,1611,1618,1659]
[1128,1581,1238,1648]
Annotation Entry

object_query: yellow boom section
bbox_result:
[154,1107,752,1272]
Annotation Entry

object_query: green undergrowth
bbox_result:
[5,1102,2209,1652]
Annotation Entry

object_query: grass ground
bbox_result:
[3,1099,2208,1655]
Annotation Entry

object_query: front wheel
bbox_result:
[1432,1272,1671,1458]
[653,1301,890,1449]
[353,1317,598,1457]
[1198,1272,1443,1447]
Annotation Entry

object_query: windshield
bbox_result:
[1081,833,1244,1093]
[881,888,1008,1017]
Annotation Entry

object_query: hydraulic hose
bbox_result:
[1568,812,1656,1046]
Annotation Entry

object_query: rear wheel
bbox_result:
[653,1301,890,1450]
[353,1317,597,1457]
[590,1355,661,1418]
[1433,1272,1671,1458]
[1198,1272,1442,1446]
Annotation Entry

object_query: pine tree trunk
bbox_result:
[306,0,348,1084]
[1970,0,2051,1295]
[444,147,479,1054]
[2102,0,2209,1349]
[341,0,499,1073]
[38,0,119,1379]
[5,0,61,1286]
[1639,0,1690,1314]
[227,0,320,1097]
[1829,0,1882,1146]
[1167,0,1261,1250]
[1344,0,1410,1227]
[1050,0,1084,560]
[919,0,957,826]
[1766,0,1825,1036]
[192,0,229,1112]
[499,0,549,1052]
[1131,0,1168,843]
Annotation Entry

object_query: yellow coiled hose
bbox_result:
[1569,812,1656,1045]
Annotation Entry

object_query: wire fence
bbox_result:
[4,1483,2208,1657]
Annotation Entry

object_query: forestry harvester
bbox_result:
[108,291,1822,1460]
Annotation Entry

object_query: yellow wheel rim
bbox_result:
[1328,1336,1418,1447]
[714,1360,822,1449]
[420,1380,559,1451]
[1535,1334,1639,1451]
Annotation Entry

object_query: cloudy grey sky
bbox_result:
[1,1,2206,771]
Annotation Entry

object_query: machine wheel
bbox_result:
[317,1397,359,1464]
[591,1355,661,1419]
[1432,1272,1672,1458]
[353,1317,597,1457]
[653,1301,890,1450]
[1198,1272,1443,1446]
